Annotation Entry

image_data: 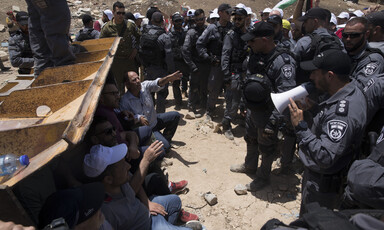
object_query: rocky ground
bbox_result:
[0,0,382,229]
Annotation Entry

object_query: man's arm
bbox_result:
[196,25,213,60]
[8,36,34,69]
[221,32,233,77]
[182,29,198,72]
[157,71,182,86]
[136,187,167,216]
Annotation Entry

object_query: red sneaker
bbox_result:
[179,209,199,222]
[170,180,188,194]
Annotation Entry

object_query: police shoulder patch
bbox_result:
[281,64,293,79]
[364,62,379,76]
[327,120,348,142]
[335,100,349,116]
[363,78,375,93]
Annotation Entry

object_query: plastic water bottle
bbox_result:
[0,154,29,176]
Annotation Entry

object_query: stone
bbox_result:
[204,192,218,206]
[234,184,248,195]
[12,6,20,12]
[92,10,100,15]
[0,51,8,61]
[75,1,82,5]
[78,8,92,15]
[0,24,5,32]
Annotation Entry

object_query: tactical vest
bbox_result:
[139,26,165,67]
[229,29,248,72]
[190,26,206,63]
[350,47,384,75]
[77,28,95,41]
[170,28,186,61]
[207,22,232,57]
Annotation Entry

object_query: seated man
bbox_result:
[38,182,112,230]
[8,11,34,74]
[83,144,201,230]
[120,71,182,152]
[75,14,100,41]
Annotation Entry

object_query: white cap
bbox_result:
[337,12,350,19]
[187,9,195,17]
[133,12,145,19]
[235,3,246,9]
[83,144,128,177]
[330,13,337,25]
[353,10,364,17]
[210,8,219,19]
[272,8,284,18]
[262,8,272,14]
[245,7,253,15]
[103,9,113,21]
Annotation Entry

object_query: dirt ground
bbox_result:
[0,0,382,229]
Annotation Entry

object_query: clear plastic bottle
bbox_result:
[0,154,29,176]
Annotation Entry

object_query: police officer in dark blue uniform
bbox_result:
[230,22,296,191]
[196,3,233,121]
[169,13,189,110]
[221,8,249,140]
[8,11,34,74]
[182,9,209,118]
[289,49,367,215]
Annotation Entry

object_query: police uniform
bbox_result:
[169,26,189,107]
[8,30,34,74]
[350,44,384,80]
[140,24,175,113]
[100,19,141,94]
[75,27,100,41]
[182,25,210,112]
[25,0,75,77]
[196,20,233,116]
[221,27,248,129]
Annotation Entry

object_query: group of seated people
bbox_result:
[24,70,203,229]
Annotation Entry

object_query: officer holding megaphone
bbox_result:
[288,49,368,216]
[230,21,297,192]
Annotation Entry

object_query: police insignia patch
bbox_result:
[365,63,378,76]
[282,65,293,79]
[363,78,375,93]
[327,120,348,142]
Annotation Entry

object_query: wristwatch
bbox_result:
[295,120,308,131]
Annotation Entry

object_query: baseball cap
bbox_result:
[241,21,274,41]
[366,11,384,28]
[210,8,219,19]
[103,9,113,21]
[298,7,328,21]
[352,10,364,17]
[83,143,128,177]
[330,13,337,25]
[218,4,233,13]
[152,11,163,22]
[16,11,28,26]
[282,19,291,30]
[172,13,183,21]
[300,49,351,75]
[272,8,284,18]
[245,7,253,15]
[187,9,195,17]
[235,3,246,9]
[39,182,105,229]
[134,12,145,19]
[261,8,272,14]
[232,8,247,17]
[337,12,350,19]
[267,14,282,25]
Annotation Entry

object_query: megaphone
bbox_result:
[271,83,315,114]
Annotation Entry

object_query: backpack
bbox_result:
[138,27,165,67]
[77,28,95,41]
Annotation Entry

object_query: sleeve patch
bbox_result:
[282,64,293,79]
[327,120,348,142]
[365,62,379,76]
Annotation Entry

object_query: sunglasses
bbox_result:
[342,32,363,39]
[195,17,206,22]
[95,127,116,136]
[116,12,125,15]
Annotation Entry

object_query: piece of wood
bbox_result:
[75,50,109,63]
[72,37,115,46]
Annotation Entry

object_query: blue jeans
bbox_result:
[154,112,180,151]
[150,195,190,230]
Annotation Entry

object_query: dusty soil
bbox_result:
[0,0,382,229]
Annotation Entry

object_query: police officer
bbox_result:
[342,17,384,82]
[221,8,249,140]
[289,49,367,215]
[182,9,209,118]
[230,22,296,191]
[169,13,189,110]
[8,11,34,74]
[25,0,75,77]
[366,11,384,52]
[196,3,233,121]
[100,2,141,94]
[294,7,343,84]
[139,11,175,113]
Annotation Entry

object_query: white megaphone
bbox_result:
[271,83,315,114]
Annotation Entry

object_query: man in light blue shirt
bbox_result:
[120,71,182,151]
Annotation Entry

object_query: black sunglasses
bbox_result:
[95,127,116,136]
[116,12,125,15]
[342,32,363,39]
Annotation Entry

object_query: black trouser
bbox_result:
[173,60,190,106]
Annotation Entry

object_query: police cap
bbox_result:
[16,11,29,26]
[267,14,282,25]
[300,49,351,75]
[244,78,270,103]
[298,7,328,22]
[232,8,247,17]
[366,11,384,28]
[241,21,274,41]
